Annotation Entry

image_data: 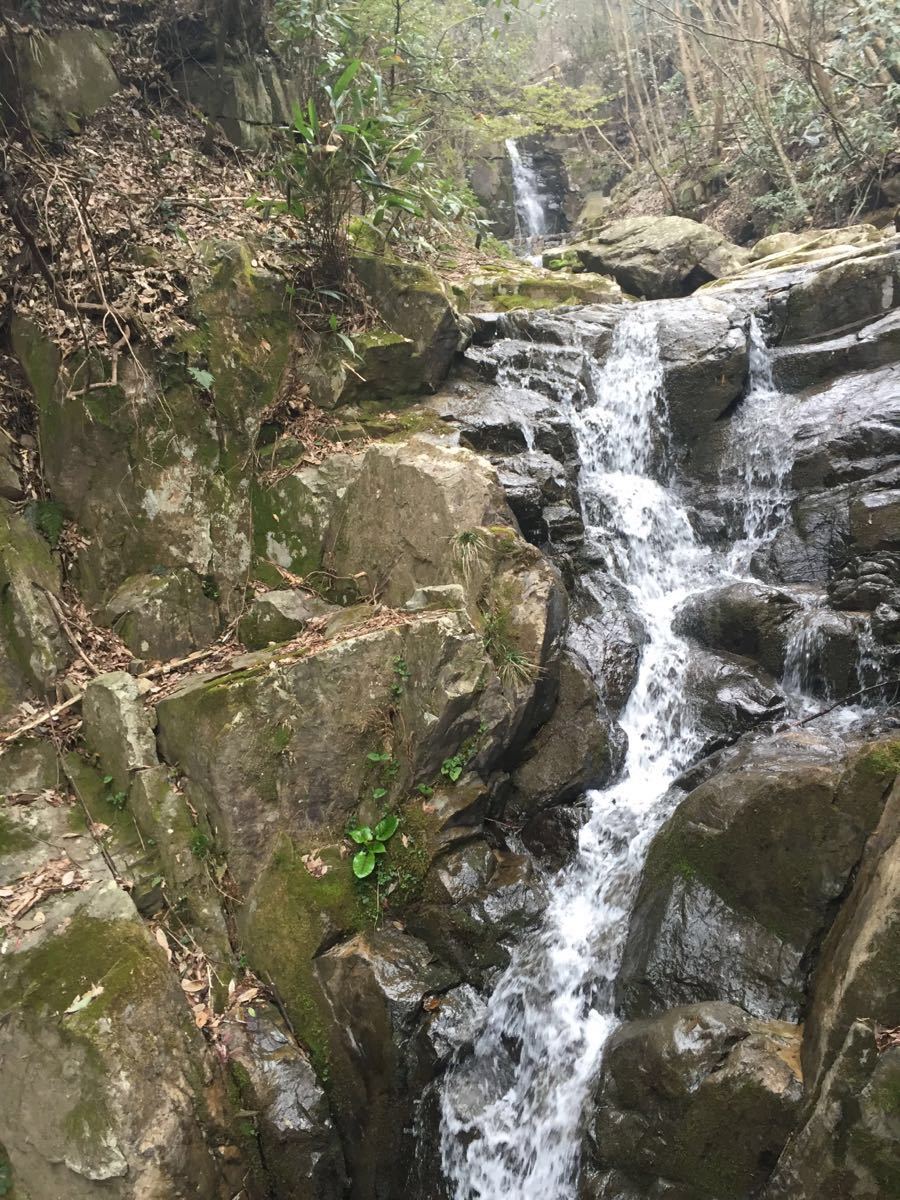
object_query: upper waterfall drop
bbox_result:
[505,137,548,246]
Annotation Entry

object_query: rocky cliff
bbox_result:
[1,12,900,1200]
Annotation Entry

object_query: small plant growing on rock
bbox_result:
[102,775,127,811]
[453,528,486,578]
[391,656,411,697]
[349,814,400,878]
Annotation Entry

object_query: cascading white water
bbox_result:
[725,315,796,574]
[440,310,719,1200]
[505,138,548,244]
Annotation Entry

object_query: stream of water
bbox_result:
[506,138,548,246]
[439,306,799,1199]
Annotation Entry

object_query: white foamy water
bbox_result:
[506,138,547,243]
[439,307,826,1200]
[726,315,797,574]
[440,311,718,1200]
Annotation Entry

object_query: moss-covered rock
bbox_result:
[155,611,527,891]
[562,216,746,299]
[454,266,623,313]
[237,589,337,649]
[766,1022,900,1199]
[105,569,221,661]
[0,837,228,1198]
[0,28,120,137]
[11,239,295,616]
[0,500,69,702]
[618,728,900,1021]
[586,1003,802,1199]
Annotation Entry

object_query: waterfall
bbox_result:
[440,311,716,1200]
[725,316,797,575]
[439,307,814,1200]
[505,138,548,245]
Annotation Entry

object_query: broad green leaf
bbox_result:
[373,787,387,800]
[353,849,376,878]
[349,826,373,844]
[372,841,387,854]
[333,58,362,101]
[188,367,214,391]
[374,814,399,842]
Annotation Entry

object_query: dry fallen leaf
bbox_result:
[65,983,104,1014]
[154,927,172,960]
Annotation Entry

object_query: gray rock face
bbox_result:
[567,216,746,299]
[765,1023,900,1200]
[313,929,457,1200]
[617,727,900,1020]
[410,842,548,983]
[780,246,900,343]
[585,1003,803,1200]
[222,1003,346,1198]
[505,650,625,820]
[105,569,220,660]
[683,647,785,750]
[675,582,800,676]
[237,589,337,649]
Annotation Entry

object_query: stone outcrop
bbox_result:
[560,216,746,299]
[617,728,900,1020]
[583,1003,803,1200]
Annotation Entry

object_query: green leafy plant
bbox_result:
[190,829,214,860]
[188,366,214,391]
[441,754,465,783]
[391,656,411,697]
[482,605,537,686]
[349,813,400,878]
[101,775,127,811]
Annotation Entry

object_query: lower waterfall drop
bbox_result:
[439,310,724,1200]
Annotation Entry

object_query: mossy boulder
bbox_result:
[312,929,457,1200]
[11,239,294,615]
[0,838,228,1198]
[563,216,746,299]
[780,246,900,343]
[803,775,900,1089]
[749,224,883,262]
[105,569,220,661]
[237,589,337,649]
[221,1002,347,1198]
[764,1022,900,1200]
[348,253,468,396]
[251,453,359,589]
[155,611,529,891]
[0,28,120,137]
[0,499,69,703]
[618,728,900,1020]
[454,266,623,313]
[82,671,158,796]
[585,1003,802,1200]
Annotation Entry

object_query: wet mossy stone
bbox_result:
[618,727,900,1021]
[0,28,120,137]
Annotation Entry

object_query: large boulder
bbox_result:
[156,610,530,892]
[0,501,69,710]
[764,1022,900,1200]
[617,728,900,1020]
[221,1003,346,1198]
[780,245,900,344]
[0,27,120,137]
[675,581,800,676]
[803,774,900,1087]
[505,650,625,823]
[565,216,746,300]
[313,929,456,1200]
[105,569,221,661]
[583,1003,803,1200]
[12,242,294,614]
[0,794,231,1199]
